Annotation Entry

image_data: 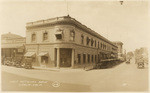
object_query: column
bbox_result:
[71,49,75,68]
[38,56,41,66]
[57,48,60,69]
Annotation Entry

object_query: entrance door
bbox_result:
[41,56,48,67]
[60,48,71,67]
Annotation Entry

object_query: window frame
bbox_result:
[31,33,36,42]
[43,31,48,41]
[70,30,75,41]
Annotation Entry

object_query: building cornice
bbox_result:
[26,16,117,48]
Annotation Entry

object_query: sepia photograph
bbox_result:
[0,0,149,92]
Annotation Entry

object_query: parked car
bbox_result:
[24,58,33,69]
[126,59,130,64]
[4,57,14,66]
[137,62,144,69]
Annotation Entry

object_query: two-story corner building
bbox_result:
[113,41,123,58]
[1,32,26,58]
[25,16,118,69]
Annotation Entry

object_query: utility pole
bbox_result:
[65,0,69,16]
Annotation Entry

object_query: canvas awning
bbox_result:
[111,54,115,57]
[55,31,63,35]
[24,52,35,57]
[38,52,48,56]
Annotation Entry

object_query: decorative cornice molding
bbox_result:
[26,16,117,48]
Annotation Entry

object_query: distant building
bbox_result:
[1,32,26,58]
[113,41,123,58]
[25,16,118,68]
[134,47,148,64]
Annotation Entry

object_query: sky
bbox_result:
[0,0,149,52]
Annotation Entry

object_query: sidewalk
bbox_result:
[32,66,85,72]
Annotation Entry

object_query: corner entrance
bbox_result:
[60,48,72,67]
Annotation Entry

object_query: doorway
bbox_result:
[41,56,48,67]
[83,54,86,64]
[60,48,72,67]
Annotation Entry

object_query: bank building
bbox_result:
[25,15,118,69]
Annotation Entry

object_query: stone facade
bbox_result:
[25,16,118,68]
[113,41,123,58]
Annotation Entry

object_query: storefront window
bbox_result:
[77,54,81,64]
[95,55,97,62]
[88,54,90,63]
[92,55,93,63]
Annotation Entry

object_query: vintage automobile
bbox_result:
[126,59,130,64]
[137,62,144,69]
[4,57,14,66]
[24,58,33,69]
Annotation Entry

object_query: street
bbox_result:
[1,59,149,92]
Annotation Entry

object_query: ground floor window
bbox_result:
[95,55,97,63]
[92,55,93,63]
[60,48,71,67]
[88,54,90,63]
[41,56,48,65]
[77,54,81,64]
[83,54,86,64]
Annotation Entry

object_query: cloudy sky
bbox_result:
[0,0,149,52]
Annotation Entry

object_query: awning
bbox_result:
[111,54,115,57]
[24,52,35,57]
[55,31,63,35]
[38,52,48,56]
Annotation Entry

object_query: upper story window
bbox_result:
[81,34,84,44]
[70,30,75,41]
[31,33,36,42]
[55,28,63,40]
[43,31,48,41]
[86,37,90,45]
[91,38,94,46]
[104,44,106,50]
[95,40,96,47]
[98,41,99,48]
